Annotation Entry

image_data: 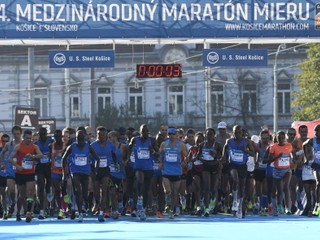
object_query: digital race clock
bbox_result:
[136,64,182,78]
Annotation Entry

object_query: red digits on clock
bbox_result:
[173,64,181,77]
[137,65,146,78]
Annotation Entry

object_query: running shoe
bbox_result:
[196,206,202,216]
[291,205,298,214]
[38,210,46,220]
[126,205,132,214]
[16,214,21,221]
[98,214,105,222]
[232,201,238,212]
[181,197,187,211]
[236,208,242,219]
[285,208,292,215]
[268,204,273,216]
[209,199,216,212]
[174,207,180,217]
[312,205,319,216]
[70,210,76,220]
[2,212,8,220]
[168,210,174,219]
[104,210,111,218]
[112,211,120,219]
[58,209,64,220]
[156,210,162,218]
[259,208,267,216]
[139,210,146,221]
[272,206,278,217]
[204,208,210,217]
[26,212,32,223]
[130,210,137,218]
[8,203,15,216]
[277,205,285,215]
[78,213,83,222]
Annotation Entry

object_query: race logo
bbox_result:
[316,3,320,30]
[207,52,219,65]
[53,53,66,66]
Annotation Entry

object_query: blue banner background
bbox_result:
[49,50,115,68]
[0,0,318,38]
[203,49,268,67]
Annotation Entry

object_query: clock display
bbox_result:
[136,64,182,78]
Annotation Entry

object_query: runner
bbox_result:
[253,129,271,216]
[197,128,223,217]
[221,125,255,218]
[188,132,204,215]
[291,125,308,214]
[91,126,116,222]
[129,124,158,220]
[158,127,188,219]
[0,126,22,218]
[0,134,10,219]
[108,130,126,220]
[49,129,67,220]
[216,122,231,213]
[265,131,293,216]
[301,142,317,217]
[8,129,44,222]
[304,125,320,216]
[62,130,100,222]
[34,127,54,219]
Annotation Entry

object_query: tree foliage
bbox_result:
[292,44,320,121]
[95,104,166,134]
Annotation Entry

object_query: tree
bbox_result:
[292,44,320,121]
[95,104,167,134]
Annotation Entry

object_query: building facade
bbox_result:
[0,44,305,135]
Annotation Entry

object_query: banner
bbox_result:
[0,0,318,39]
[49,50,115,68]
[203,49,268,67]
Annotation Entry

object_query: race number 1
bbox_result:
[0,4,7,21]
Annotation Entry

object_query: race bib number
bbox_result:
[110,163,119,173]
[40,155,50,164]
[22,157,33,169]
[74,156,87,166]
[166,153,178,162]
[302,164,313,178]
[202,150,214,161]
[137,149,150,159]
[278,156,290,167]
[54,156,62,168]
[232,152,244,162]
[99,157,108,168]
[194,160,203,166]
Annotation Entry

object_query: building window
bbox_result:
[211,85,224,114]
[168,85,183,115]
[34,89,48,117]
[97,87,111,113]
[242,84,257,113]
[278,83,291,114]
[70,90,80,117]
[129,87,143,115]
